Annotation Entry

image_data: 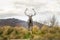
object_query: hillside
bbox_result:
[0,18,44,28]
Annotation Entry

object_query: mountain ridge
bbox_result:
[0,18,44,28]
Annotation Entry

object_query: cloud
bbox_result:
[14,0,48,9]
[0,0,60,22]
[0,13,20,17]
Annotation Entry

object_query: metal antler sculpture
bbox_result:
[24,8,36,30]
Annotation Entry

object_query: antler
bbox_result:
[31,8,36,16]
[24,8,36,16]
[24,8,29,16]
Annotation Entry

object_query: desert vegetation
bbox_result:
[0,25,60,40]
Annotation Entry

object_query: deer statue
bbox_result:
[24,8,36,30]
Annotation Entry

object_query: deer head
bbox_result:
[24,8,36,17]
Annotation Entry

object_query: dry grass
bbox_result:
[0,25,60,40]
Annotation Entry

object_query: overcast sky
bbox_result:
[0,0,60,25]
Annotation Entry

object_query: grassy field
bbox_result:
[0,25,60,40]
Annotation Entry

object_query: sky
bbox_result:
[0,0,60,25]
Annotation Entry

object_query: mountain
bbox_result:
[0,18,44,28]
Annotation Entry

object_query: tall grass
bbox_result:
[0,25,60,40]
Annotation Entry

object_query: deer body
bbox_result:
[28,16,33,28]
